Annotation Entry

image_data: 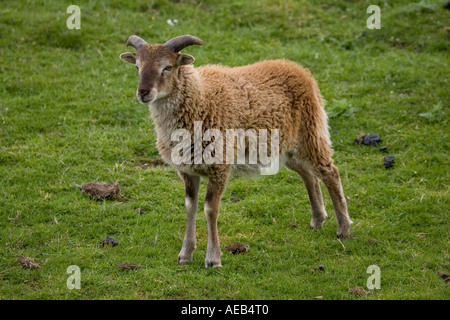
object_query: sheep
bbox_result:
[120,34,353,268]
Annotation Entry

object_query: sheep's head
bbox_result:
[120,35,203,104]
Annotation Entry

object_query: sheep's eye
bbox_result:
[163,66,173,72]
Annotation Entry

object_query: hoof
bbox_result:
[310,219,326,229]
[337,220,353,238]
[205,260,222,268]
[178,250,194,265]
[336,232,352,239]
[177,256,193,265]
[310,214,328,229]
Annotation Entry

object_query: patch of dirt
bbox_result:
[349,286,370,296]
[81,182,121,200]
[139,159,167,168]
[116,262,141,270]
[437,272,450,282]
[18,256,40,269]
[226,242,249,254]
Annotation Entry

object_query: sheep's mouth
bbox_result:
[140,96,157,104]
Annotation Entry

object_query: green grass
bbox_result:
[0,0,449,300]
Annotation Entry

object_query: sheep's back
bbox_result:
[196,60,323,151]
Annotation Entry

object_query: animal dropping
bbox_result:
[116,262,141,270]
[383,155,395,169]
[437,271,450,282]
[81,182,121,200]
[18,256,40,269]
[349,286,370,296]
[100,236,119,247]
[360,133,381,146]
[226,242,250,254]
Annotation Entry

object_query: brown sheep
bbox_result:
[120,35,353,268]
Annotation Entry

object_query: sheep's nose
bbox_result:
[138,89,149,99]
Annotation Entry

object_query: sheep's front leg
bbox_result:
[177,172,201,264]
[204,169,230,268]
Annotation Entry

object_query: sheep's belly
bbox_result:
[168,153,290,177]
[231,153,289,176]
[231,164,261,176]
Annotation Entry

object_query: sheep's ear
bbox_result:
[176,53,195,66]
[120,52,136,64]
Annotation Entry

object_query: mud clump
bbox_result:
[81,182,121,200]
[349,286,370,296]
[437,271,450,282]
[226,242,249,254]
[100,236,119,248]
[18,256,40,269]
[116,262,141,270]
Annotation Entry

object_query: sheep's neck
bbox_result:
[148,65,205,161]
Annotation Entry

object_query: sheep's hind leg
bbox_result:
[316,163,353,238]
[286,157,328,229]
[177,172,201,264]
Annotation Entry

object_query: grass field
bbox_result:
[0,0,449,300]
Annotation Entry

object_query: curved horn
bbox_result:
[126,35,147,50]
[164,35,203,53]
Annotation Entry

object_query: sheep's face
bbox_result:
[120,44,195,105]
